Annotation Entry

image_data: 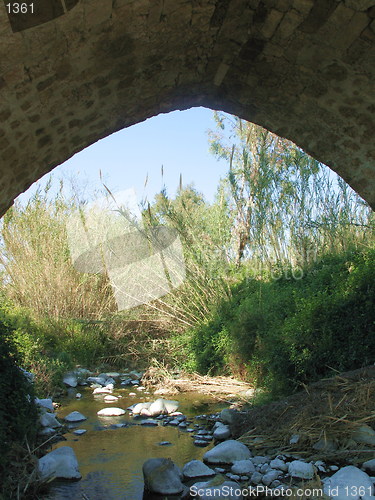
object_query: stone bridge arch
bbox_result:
[0,0,374,215]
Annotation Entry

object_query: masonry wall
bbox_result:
[0,0,374,214]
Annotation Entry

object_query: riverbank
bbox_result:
[13,364,374,500]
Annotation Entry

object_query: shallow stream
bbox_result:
[45,387,227,499]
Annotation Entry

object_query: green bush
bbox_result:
[188,248,375,396]
[0,319,38,471]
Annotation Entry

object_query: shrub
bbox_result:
[0,319,38,471]
[187,248,375,396]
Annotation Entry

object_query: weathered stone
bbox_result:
[64,411,87,422]
[97,407,125,416]
[0,0,373,217]
[143,458,183,495]
[203,440,251,464]
[288,460,315,480]
[38,446,81,481]
[323,466,374,500]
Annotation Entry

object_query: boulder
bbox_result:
[104,395,118,402]
[35,398,54,412]
[203,440,251,464]
[73,429,87,435]
[352,425,375,446]
[213,424,231,440]
[132,402,151,415]
[149,398,167,416]
[362,459,375,473]
[63,373,77,388]
[143,458,183,495]
[163,399,179,414]
[40,412,61,428]
[250,472,263,484]
[93,387,112,394]
[231,460,255,475]
[182,460,216,479]
[64,411,87,423]
[262,470,281,486]
[97,407,125,417]
[87,376,107,386]
[270,458,288,472]
[38,446,81,480]
[220,408,238,425]
[288,460,315,480]
[324,466,374,500]
[39,427,57,436]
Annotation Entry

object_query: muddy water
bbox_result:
[45,387,227,500]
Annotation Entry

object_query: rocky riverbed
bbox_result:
[32,368,375,499]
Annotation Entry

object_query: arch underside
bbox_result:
[0,0,374,215]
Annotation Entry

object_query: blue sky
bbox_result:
[18,107,229,206]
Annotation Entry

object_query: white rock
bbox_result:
[213,424,231,440]
[363,459,375,473]
[203,440,251,464]
[73,429,87,435]
[149,398,167,416]
[231,460,255,475]
[104,395,119,402]
[63,373,77,388]
[75,393,82,399]
[140,408,152,417]
[38,446,81,480]
[270,458,288,472]
[64,411,87,422]
[182,460,216,479]
[163,399,179,414]
[93,387,112,394]
[97,407,125,417]
[35,398,54,412]
[352,425,375,446]
[288,460,315,480]
[132,402,151,415]
[40,412,61,428]
[324,466,374,500]
[143,458,183,495]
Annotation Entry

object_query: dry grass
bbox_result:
[234,366,375,462]
[142,363,254,401]
[1,436,56,500]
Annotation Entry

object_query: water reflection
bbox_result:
[44,388,226,500]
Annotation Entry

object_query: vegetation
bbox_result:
[189,247,375,396]
[0,113,373,394]
[0,112,373,495]
[0,314,38,482]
